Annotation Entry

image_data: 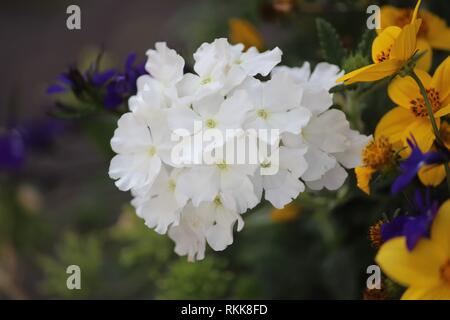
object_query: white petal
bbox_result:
[111,113,151,154]
[272,62,311,84]
[306,163,348,191]
[145,42,185,85]
[264,170,304,209]
[334,131,371,169]
[301,145,336,181]
[309,62,344,91]
[303,110,350,153]
[109,153,161,191]
[240,47,282,76]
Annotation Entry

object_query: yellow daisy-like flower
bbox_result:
[377,56,450,155]
[376,200,450,300]
[338,0,424,84]
[229,18,264,51]
[418,122,450,187]
[380,4,450,52]
[355,135,395,195]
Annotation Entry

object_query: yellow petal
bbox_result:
[372,26,401,63]
[229,18,264,51]
[418,164,446,187]
[388,70,431,107]
[431,200,450,257]
[421,9,450,50]
[402,285,450,300]
[375,106,416,146]
[337,59,402,85]
[376,237,446,287]
[415,38,432,72]
[391,20,421,61]
[428,28,450,51]
[432,56,450,102]
[402,118,437,153]
[435,105,450,118]
[355,166,375,195]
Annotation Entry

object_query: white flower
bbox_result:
[168,203,210,261]
[243,72,311,144]
[177,38,282,101]
[253,145,308,208]
[277,63,368,191]
[145,42,185,89]
[109,112,172,191]
[109,40,369,261]
[132,167,188,234]
[168,196,244,261]
[177,161,258,210]
[167,90,251,140]
[273,62,343,115]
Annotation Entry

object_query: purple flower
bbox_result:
[381,189,439,251]
[0,118,66,172]
[391,138,447,194]
[103,53,147,109]
[0,130,26,170]
[47,67,116,95]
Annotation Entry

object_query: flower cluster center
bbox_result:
[362,136,394,170]
[410,88,441,117]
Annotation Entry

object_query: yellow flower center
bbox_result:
[376,45,392,63]
[216,163,228,170]
[368,220,384,249]
[362,136,394,170]
[410,88,441,117]
[201,77,212,85]
[213,196,223,207]
[148,146,157,157]
[205,118,217,128]
[168,179,176,192]
[257,109,269,120]
[440,259,450,284]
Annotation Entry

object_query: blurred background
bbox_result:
[1,0,449,299]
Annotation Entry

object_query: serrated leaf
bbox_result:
[316,18,347,66]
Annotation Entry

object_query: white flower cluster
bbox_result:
[109,39,369,261]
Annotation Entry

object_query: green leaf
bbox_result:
[316,18,347,66]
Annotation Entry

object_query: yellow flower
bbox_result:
[377,56,450,155]
[271,202,300,222]
[418,122,450,187]
[355,135,395,195]
[338,0,424,84]
[380,4,450,52]
[229,18,264,51]
[376,200,450,300]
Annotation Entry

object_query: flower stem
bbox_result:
[410,71,450,194]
